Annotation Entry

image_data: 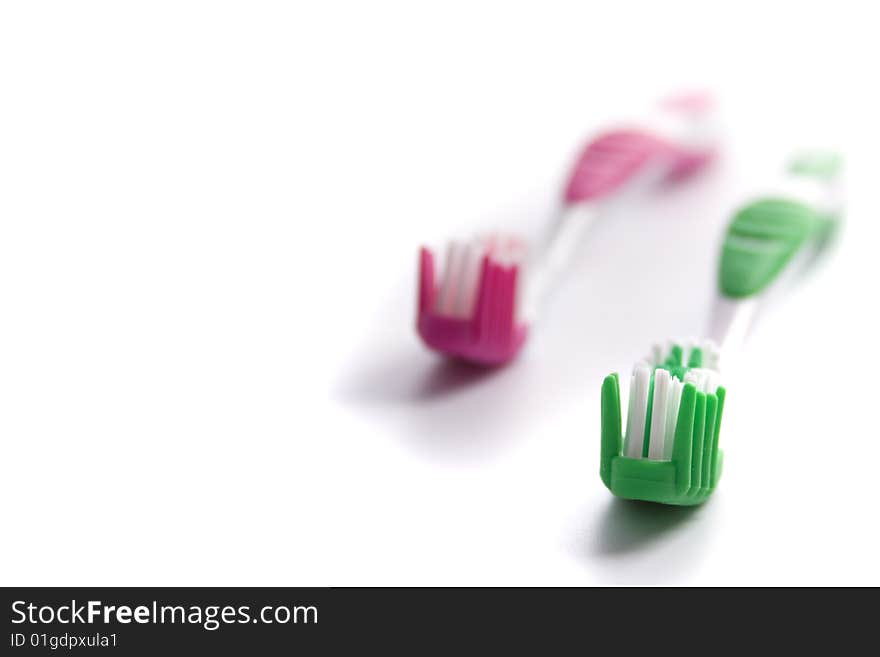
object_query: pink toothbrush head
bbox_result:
[417,235,528,366]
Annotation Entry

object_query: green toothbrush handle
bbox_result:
[718,197,837,299]
[718,152,842,300]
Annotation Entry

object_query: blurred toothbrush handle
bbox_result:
[707,295,758,363]
[524,203,599,320]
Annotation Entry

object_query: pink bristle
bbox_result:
[418,247,436,315]
[473,254,493,342]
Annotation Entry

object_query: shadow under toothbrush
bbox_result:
[416,359,507,399]
[566,496,718,584]
[338,346,506,406]
[593,498,704,555]
[336,335,538,462]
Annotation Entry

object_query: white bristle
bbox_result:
[698,369,711,392]
[617,339,727,463]
[507,237,526,265]
[454,242,484,318]
[623,365,651,458]
[497,236,513,265]
[702,339,720,370]
[647,369,671,459]
[663,378,683,460]
[683,339,694,365]
[432,233,525,319]
[436,241,463,314]
[704,370,720,395]
[651,343,663,366]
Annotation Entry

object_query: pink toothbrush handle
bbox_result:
[563,96,716,204]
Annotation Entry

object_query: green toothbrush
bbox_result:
[599,152,843,505]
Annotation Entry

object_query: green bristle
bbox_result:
[664,344,683,367]
[657,344,688,381]
[641,371,655,458]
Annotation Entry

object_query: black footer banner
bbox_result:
[0,587,870,653]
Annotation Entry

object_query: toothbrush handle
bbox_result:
[527,98,718,320]
[563,95,717,205]
[524,203,599,318]
[707,295,758,355]
[709,154,843,356]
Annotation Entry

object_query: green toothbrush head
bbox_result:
[600,342,726,506]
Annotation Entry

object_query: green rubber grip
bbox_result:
[718,197,835,298]
[719,152,841,299]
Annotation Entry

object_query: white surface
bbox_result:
[1,1,878,586]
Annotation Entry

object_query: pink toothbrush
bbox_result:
[417,95,717,366]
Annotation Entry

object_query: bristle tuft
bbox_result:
[623,337,723,463]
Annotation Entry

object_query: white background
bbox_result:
[1,1,878,585]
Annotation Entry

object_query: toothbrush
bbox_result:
[417,95,718,366]
[599,152,843,505]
